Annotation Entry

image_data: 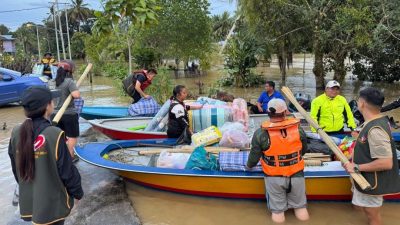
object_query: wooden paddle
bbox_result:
[281,86,371,190]
[52,63,93,124]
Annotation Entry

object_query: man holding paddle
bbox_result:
[343,87,400,225]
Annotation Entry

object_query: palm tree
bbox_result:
[68,0,93,32]
[212,11,234,42]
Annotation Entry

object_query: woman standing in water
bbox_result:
[8,86,83,225]
[167,85,203,143]
[54,60,81,160]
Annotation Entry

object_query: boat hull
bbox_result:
[75,139,400,201]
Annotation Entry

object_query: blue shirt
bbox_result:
[257,91,285,112]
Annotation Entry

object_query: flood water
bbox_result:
[1,55,400,224]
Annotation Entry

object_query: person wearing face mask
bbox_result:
[310,80,356,134]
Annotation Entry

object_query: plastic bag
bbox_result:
[219,122,246,134]
[156,151,191,169]
[191,126,222,146]
[185,146,219,170]
[219,130,250,148]
[232,98,249,132]
[337,136,356,160]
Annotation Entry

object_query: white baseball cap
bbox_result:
[267,98,287,114]
[326,80,340,88]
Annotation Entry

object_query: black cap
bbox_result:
[21,86,60,111]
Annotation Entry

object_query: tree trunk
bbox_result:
[278,46,287,86]
[313,17,325,89]
[127,36,132,75]
[333,51,347,82]
[312,37,325,89]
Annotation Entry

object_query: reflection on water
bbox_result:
[1,55,400,224]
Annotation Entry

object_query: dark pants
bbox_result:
[132,92,141,104]
[250,105,267,114]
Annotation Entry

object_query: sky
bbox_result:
[0,0,237,32]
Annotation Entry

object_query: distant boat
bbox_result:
[80,106,131,120]
[76,139,400,201]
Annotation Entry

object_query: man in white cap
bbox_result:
[247,98,309,223]
[310,80,356,134]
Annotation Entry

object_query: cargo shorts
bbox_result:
[264,176,307,213]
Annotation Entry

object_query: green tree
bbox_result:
[69,0,93,32]
[0,24,10,34]
[92,0,159,74]
[135,0,212,70]
[211,11,234,42]
[223,23,265,87]
[351,0,400,82]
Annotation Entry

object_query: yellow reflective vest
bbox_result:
[310,93,356,132]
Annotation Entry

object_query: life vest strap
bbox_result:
[262,155,302,167]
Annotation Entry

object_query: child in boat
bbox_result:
[8,86,83,225]
[247,98,309,223]
[167,85,203,144]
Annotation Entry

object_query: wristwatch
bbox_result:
[354,164,360,173]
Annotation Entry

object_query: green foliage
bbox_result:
[0,24,10,34]
[92,0,159,35]
[101,62,128,80]
[134,0,212,68]
[211,11,234,42]
[71,32,89,59]
[351,0,400,82]
[0,54,34,74]
[133,47,160,68]
[222,21,265,87]
[145,68,173,103]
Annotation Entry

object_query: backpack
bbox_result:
[122,70,148,97]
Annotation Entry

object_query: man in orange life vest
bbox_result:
[247,98,309,223]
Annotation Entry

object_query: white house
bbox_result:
[0,35,16,54]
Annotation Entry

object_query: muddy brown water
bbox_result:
[1,56,400,224]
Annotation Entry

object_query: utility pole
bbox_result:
[52,4,60,61]
[56,0,66,60]
[36,25,41,58]
[65,7,72,60]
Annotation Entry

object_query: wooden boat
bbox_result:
[75,139,400,201]
[88,116,400,142]
[89,117,167,140]
[80,106,131,120]
[89,114,273,140]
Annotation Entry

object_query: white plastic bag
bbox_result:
[156,151,191,169]
[219,130,250,148]
[219,122,246,134]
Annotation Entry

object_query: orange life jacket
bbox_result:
[260,118,304,177]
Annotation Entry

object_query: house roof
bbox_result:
[0,35,15,40]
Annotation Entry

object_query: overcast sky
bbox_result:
[0,0,237,31]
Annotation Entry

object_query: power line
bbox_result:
[0,6,48,14]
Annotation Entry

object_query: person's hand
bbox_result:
[143,94,150,99]
[74,199,80,206]
[343,162,355,173]
[258,107,263,112]
[351,131,359,138]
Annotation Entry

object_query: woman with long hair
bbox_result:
[8,86,83,225]
[167,85,202,142]
[53,60,81,160]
